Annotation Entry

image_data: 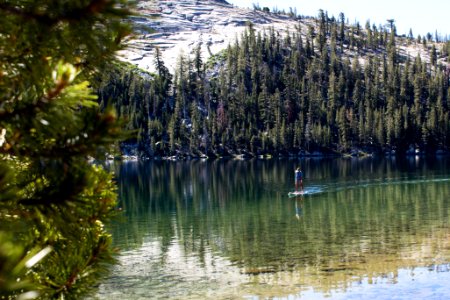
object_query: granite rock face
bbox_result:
[120,0,436,74]
[119,0,308,72]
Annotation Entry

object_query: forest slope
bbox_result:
[97,0,450,158]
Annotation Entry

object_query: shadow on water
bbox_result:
[100,156,450,299]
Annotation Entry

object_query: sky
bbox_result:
[227,0,450,39]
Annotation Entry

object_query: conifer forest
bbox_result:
[97,11,450,158]
[2,1,450,298]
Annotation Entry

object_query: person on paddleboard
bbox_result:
[295,167,303,192]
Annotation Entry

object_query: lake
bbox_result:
[96,156,450,299]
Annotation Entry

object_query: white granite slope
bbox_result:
[119,0,309,72]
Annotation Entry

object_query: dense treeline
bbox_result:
[96,12,450,158]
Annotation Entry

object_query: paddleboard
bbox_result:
[288,191,307,197]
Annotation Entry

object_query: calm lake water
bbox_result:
[97,157,450,299]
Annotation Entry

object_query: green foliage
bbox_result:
[0,0,132,298]
[100,11,450,157]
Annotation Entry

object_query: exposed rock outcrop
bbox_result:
[119,0,310,72]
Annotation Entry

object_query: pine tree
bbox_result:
[430,44,437,67]
[0,1,132,298]
[95,13,450,157]
[339,12,345,51]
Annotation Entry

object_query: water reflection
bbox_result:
[100,157,450,299]
[294,197,304,220]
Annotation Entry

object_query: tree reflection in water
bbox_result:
[102,157,450,299]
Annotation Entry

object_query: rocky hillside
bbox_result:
[99,0,450,159]
[120,0,444,73]
[120,0,306,72]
